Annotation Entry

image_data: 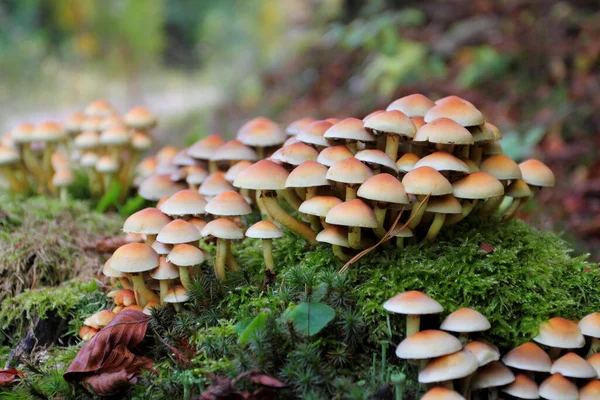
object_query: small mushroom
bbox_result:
[580,380,600,400]
[383,291,443,337]
[421,387,465,400]
[201,218,244,280]
[123,207,172,246]
[580,312,600,356]
[502,342,552,373]
[237,117,285,159]
[83,310,116,330]
[150,256,180,303]
[471,361,515,400]
[396,330,462,370]
[539,373,578,400]
[167,244,207,290]
[325,199,378,249]
[326,157,373,200]
[418,350,479,390]
[501,373,539,399]
[440,307,491,344]
[550,352,597,379]
[110,242,160,306]
[534,317,585,359]
[315,226,352,261]
[163,285,189,312]
[246,221,283,274]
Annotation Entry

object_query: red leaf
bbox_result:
[64,310,152,396]
[479,242,495,254]
[0,369,23,386]
[247,373,286,388]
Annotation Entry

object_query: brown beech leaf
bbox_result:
[64,310,152,396]
[246,372,285,388]
[0,368,23,386]
[479,242,495,254]
[81,236,129,254]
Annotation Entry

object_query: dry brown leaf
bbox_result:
[64,310,152,396]
[479,242,495,254]
[0,368,23,386]
[81,236,129,254]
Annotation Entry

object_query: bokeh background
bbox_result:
[0,0,599,259]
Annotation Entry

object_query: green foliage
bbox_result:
[285,302,335,337]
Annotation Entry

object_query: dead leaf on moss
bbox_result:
[0,368,23,386]
[479,242,495,254]
[64,310,152,396]
[199,370,285,400]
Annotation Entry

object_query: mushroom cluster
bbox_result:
[0,99,156,201]
[133,94,555,265]
[384,290,600,400]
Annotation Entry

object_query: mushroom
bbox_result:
[102,257,133,290]
[501,373,539,399]
[580,380,600,400]
[446,172,504,226]
[246,221,283,274]
[150,256,180,303]
[233,160,316,244]
[325,199,378,249]
[539,373,578,400]
[96,155,119,194]
[518,159,556,204]
[159,189,208,218]
[199,171,235,200]
[394,226,413,249]
[502,342,552,374]
[110,242,160,306]
[296,120,333,150]
[587,353,600,376]
[163,285,189,312]
[299,195,343,232]
[316,145,354,167]
[464,340,500,367]
[550,352,597,379]
[237,117,285,159]
[579,312,600,356]
[0,145,25,192]
[157,219,202,251]
[363,110,416,160]
[402,166,453,230]
[323,117,376,154]
[421,387,465,400]
[440,307,491,344]
[112,289,136,307]
[201,218,244,280]
[83,310,116,330]
[286,161,330,229]
[382,290,443,337]
[285,117,316,136]
[33,122,66,191]
[501,179,533,220]
[478,154,522,216]
[422,194,462,243]
[188,134,226,173]
[413,118,474,155]
[396,153,420,179]
[387,93,435,118]
[167,244,207,290]
[138,174,186,202]
[354,149,398,175]
[395,330,462,370]
[52,169,74,202]
[123,207,172,246]
[211,139,258,169]
[534,317,585,359]
[326,157,373,200]
[413,151,470,181]
[316,226,352,261]
[471,361,515,400]
[79,326,99,341]
[418,350,479,390]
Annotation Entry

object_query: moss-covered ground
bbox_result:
[0,199,599,399]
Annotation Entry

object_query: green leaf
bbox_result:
[286,302,335,337]
[119,194,147,217]
[238,312,268,345]
[96,180,122,213]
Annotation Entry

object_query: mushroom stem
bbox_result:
[262,239,275,272]
[332,245,351,261]
[130,273,159,307]
[445,199,479,226]
[159,280,169,304]
[308,214,321,232]
[407,196,429,230]
[179,267,192,290]
[256,146,265,160]
[461,372,474,399]
[60,186,69,203]
[587,338,600,357]
[0,166,23,193]
[502,198,521,220]
[471,145,483,165]
[548,347,561,360]
[144,234,157,247]
[424,213,446,243]
[458,145,470,158]
[208,160,218,173]
[396,237,404,248]
[346,141,358,154]
[214,238,227,280]
[478,195,503,217]
[173,303,182,312]
[488,387,499,400]
[459,333,469,345]
[42,143,56,193]
[260,191,317,244]
[102,172,114,195]
[435,143,455,154]
[305,186,317,199]
[225,240,239,271]
[385,134,400,161]
[345,185,357,201]
[374,205,388,239]
[119,277,133,290]
[22,145,45,193]
[406,315,420,337]
[348,226,361,249]
[442,381,453,390]
[281,189,302,211]
[256,195,272,221]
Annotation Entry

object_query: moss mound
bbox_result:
[0,194,122,302]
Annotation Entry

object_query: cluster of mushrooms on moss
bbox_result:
[0,99,156,200]
[382,290,600,400]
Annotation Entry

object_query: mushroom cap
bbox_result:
[317,145,354,167]
[199,172,235,197]
[519,159,555,187]
[435,95,474,106]
[85,99,115,118]
[383,290,443,315]
[111,242,158,273]
[225,161,252,183]
[539,373,578,400]
[12,123,35,143]
[580,380,600,400]
[472,361,515,390]
[167,244,207,267]
[123,207,172,235]
[156,146,178,164]
[212,139,258,162]
[157,219,202,244]
[424,98,485,127]
[286,117,316,136]
[74,131,99,149]
[131,131,153,151]
[112,290,136,306]
[402,166,453,196]
[316,226,349,247]
[139,174,186,201]
[533,317,585,349]
[396,330,462,359]
[363,110,416,137]
[414,118,474,145]
[159,190,207,216]
[52,169,74,187]
[64,112,86,133]
[464,340,500,367]
[201,217,244,240]
[246,220,284,239]
[84,310,116,329]
[96,155,119,173]
[502,342,552,372]
[233,159,289,191]
[0,145,19,165]
[188,134,226,160]
[421,387,465,400]
[418,350,479,383]
[50,151,69,171]
[480,154,522,180]
[426,195,462,214]
[81,116,103,132]
[452,172,504,199]
[102,258,123,278]
[33,121,65,142]
[414,152,470,173]
[275,142,319,166]
[143,302,159,315]
[396,153,420,173]
[299,196,343,217]
[440,307,491,333]
[460,158,480,173]
[205,190,252,216]
[185,165,210,186]
[150,256,180,280]
[501,373,540,399]
[163,286,189,303]
[580,313,600,338]
[587,354,600,377]
[135,157,157,178]
[357,173,409,204]
[124,106,156,130]
[326,157,374,185]
[411,116,426,129]
[187,217,208,234]
[296,120,332,147]
[237,117,285,147]
[394,226,414,238]
[354,149,398,172]
[286,160,329,188]
[386,93,435,117]
[506,179,533,198]
[100,115,123,131]
[551,353,597,379]
[99,126,130,146]
[324,117,376,142]
[171,149,197,167]
[363,110,384,122]
[151,240,172,255]
[325,199,378,228]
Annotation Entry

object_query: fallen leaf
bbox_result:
[479,242,495,254]
[0,368,23,386]
[246,372,286,388]
[81,236,129,254]
[64,310,152,396]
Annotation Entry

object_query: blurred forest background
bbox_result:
[0,0,599,259]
